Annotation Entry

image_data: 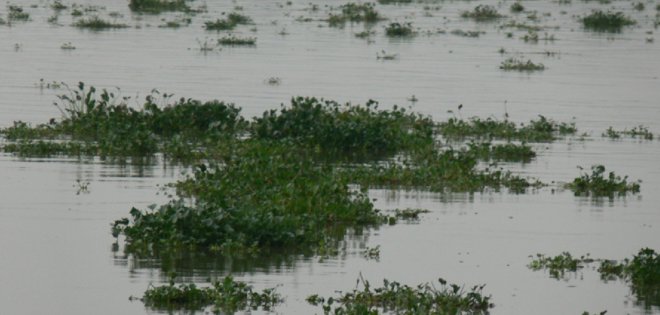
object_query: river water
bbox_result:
[1,0,659,314]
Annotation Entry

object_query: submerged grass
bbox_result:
[307,276,493,314]
[143,276,281,312]
[565,165,640,198]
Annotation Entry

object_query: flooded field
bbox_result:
[1,0,659,314]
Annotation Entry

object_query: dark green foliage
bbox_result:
[510,2,524,13]
[251,97,434,158]
[204,13,252,31]
[461,5,502,21]
[528,252,593,279]
[2,140,99,157]
[307,277,492,314]
[340,147,542,193]
[217,36,256,46]
[328,3,382,27]
[143,276,281,312]
[112,141,384,254]
[597,248,660,307]
[385,22,414,37]
[73,17,129,29]
[438,116,576,142]
[581,10,635,32]
[566,165,641,197]
[8,5,30,21]
[500,58,545,71]
[378,0,412,4]
[128,0,190,13]
[1,121,60,140]
[467,142,536,163]
[603,125,654,140]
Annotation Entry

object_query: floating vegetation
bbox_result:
[528,252,593,279]
[597,248,660,307]
[450,29,483,38]
[376,50,397,60]
[251,97,434,157]
[60,42,76,50]
[437,115,576,142]
[128,0,190,13]
[217,36,256,46]
[393,208,430,221]
[500,21,541,32]
[500,58,545,71]
[467,142,536,163]
[142,276,281,312]
[51,1,68,11]
[602,125,654,140]
[378,0,412,4]
[112,141,386,255]
[8,5,30,21]
[385,22,414,37]
[461,5,502,22]
[510,2,525,13]
[581,10,635,32]
[204,13,252,31]
[327,3,382,27]
[355,30,376,39]
[73,17,129,30]
[158,17,191,28]
[307,276,493,314]
[565,165,641,198]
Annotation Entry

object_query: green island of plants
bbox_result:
[528,252,594,279]
[73,17,129,30]
[603,125,654,140]
[128,0,190,13]
[385,22,414,37]
[0,83,585,256]
[565,165,641,198]
[142,275,281,312]
[597,248,660,307]
[307,276,493,314]
[461,5,502,22]
[327,3,383,27]
[581,10,635,32]
[205,13,252,31]
[500,58,545,71]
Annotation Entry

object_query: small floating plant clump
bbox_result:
[7,5,30,21]
[467,141,536,163]
[461,5,503,21]
[385,22,414,37]
[581,10,635,32]
[566,165,641,197]
[73,17,129,29]
[327,2,383,27]
[598,248,660,307]
[205,13,252,31]
[128,0,190,13]
[217,36,256,46]
[438,115,576,142]
[528,252,594,279]
[603,125,654,140]
[500,58,545,71]
[307,277,493,314]
[142,276,281,312]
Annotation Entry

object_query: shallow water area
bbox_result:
[1,0,660,314]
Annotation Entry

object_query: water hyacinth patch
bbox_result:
[581,10,635,32]
[307,276,493,314]
[566,165,641,197]
[142,276,281,312]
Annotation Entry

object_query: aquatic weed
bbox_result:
[461,5,502,21]
[581,10,635,32]
[327,2,382,27]
[217,36,256,46]
[528,252,593,279]
[73,16,129,29]
[500,58,545,71]
[308,276,493,314]
[128,0,190,13]
[142,275,281,312]
[566,165,641,197]
[597,248,660,307]
[385,22,414,37]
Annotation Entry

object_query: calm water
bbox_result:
[1,0,659,314]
